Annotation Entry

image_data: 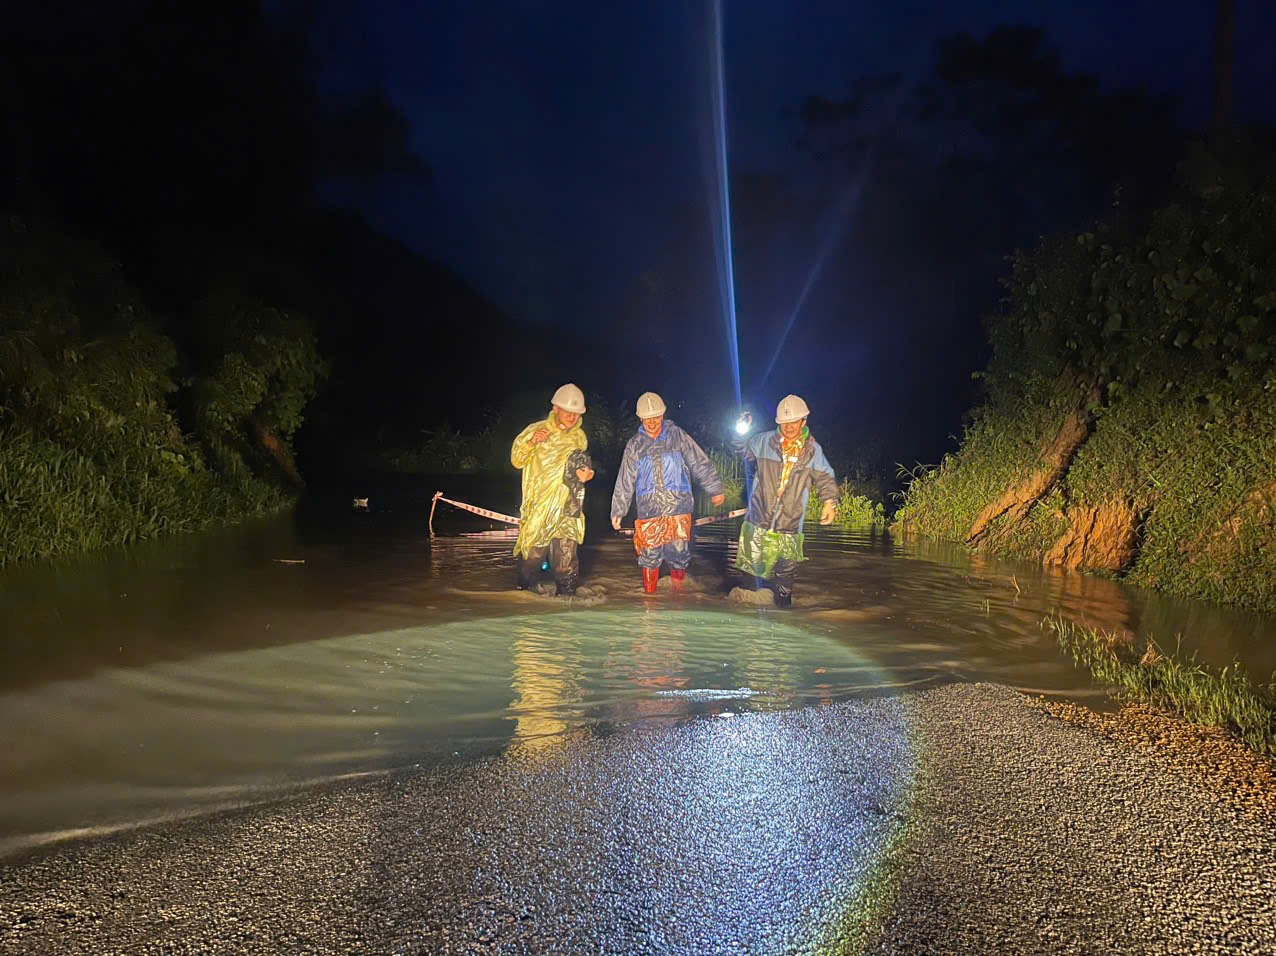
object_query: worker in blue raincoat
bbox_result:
[611,392,725,593]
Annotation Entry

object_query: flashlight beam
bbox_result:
[759,167,869,388]
[709,0,741,406]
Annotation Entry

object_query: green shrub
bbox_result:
[379,397,629,478]
[698,448,744,514]
[189,290,328,481]
[806,481,886,528]
[0,220,310,565]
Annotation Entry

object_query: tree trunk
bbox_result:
[965,382,1102,549]
[251,420,305,489]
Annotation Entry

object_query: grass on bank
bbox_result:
[0,427,289,566]
[1047,615,1276,756]
[808,481,887,529]
[0,221,322,567]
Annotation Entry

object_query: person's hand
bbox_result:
[710,493,726,507]
[576,467,594,483]
[611,516,622,531]
[530,428,550,444]
[819,500,836,525]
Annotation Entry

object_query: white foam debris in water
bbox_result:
[654,686,761,700]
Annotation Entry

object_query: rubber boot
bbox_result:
[556,566,578,598]
[549,539,579,597]
[773,582,793,608]
[670,568,686,593]
[642,567,659,594]
[517,556,540,591]
[773,560,796,609]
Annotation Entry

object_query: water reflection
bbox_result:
[509,625,583,752]
[889,529,1276,679]
[606,611,692,723]
[737,619,802,712]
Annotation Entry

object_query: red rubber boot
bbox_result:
[670,568,686,593]
[642,567,659,594]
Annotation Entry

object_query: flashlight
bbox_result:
[734,412,751,435]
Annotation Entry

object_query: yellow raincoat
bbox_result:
[511,413,588,558]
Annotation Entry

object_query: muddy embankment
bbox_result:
[962,382,1140,574]
[896,375,1276,614]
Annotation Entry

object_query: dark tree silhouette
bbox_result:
[624,26,1190,478]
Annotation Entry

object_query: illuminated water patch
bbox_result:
[654,686,762,700]
[0,607,892,855]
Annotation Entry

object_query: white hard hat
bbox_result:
[550,383,586,414]
[635,391,666,419]
[774,394,810,424]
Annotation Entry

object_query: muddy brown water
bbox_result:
[1,485,1273,857]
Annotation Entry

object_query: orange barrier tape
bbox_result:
[429,491,744,539]
[429,491,522,537]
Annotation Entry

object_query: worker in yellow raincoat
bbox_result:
[510,383,594,595]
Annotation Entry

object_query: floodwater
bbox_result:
[1,486,1273,858]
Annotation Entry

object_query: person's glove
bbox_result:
[819,500,836,525]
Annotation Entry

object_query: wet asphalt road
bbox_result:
[2,683,1273,955]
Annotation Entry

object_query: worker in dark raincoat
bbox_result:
[511,383,593,595]
[733,394,838,607]
[610,392,725,593]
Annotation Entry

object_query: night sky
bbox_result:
[316,1,1273,320]
[305,0,1275,464]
